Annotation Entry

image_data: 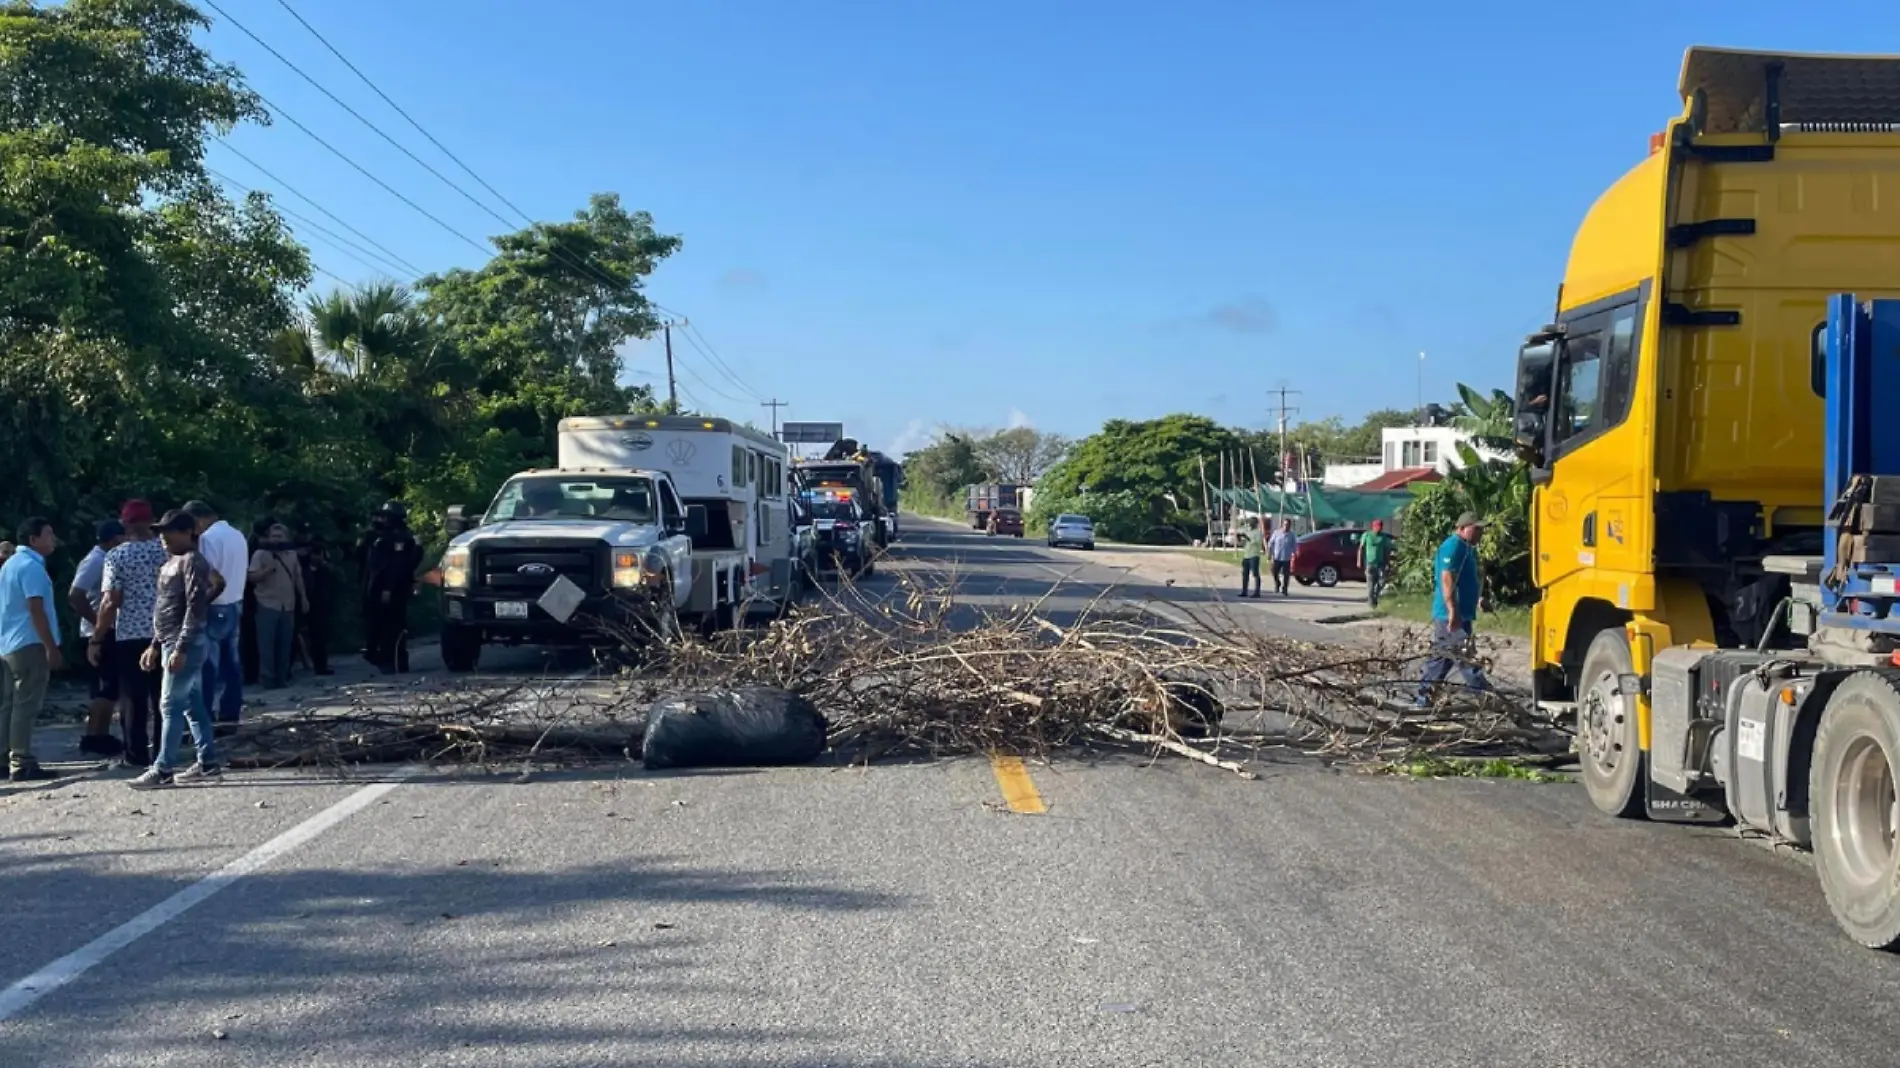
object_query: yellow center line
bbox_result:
[988,753,1047,814]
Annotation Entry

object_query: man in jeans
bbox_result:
[0,518,65,781]
[183,501,247,726]
[1413,511,1493,709]
[1237,518,1264,598]
[129,510,222,789]
[1358,518,1396,608]
[1267,518,1298,596]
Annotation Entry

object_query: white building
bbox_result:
[1319,423,1509,491]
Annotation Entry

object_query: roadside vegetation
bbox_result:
[1376,754,1569,783]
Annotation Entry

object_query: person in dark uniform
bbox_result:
[360,501,422,673]
[297,528,335,676]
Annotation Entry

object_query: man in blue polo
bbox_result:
[1413,511,1491,708]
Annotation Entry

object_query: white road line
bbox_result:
[0,768,418,1022]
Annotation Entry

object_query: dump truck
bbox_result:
[965,483,1023,530]
[793,440,893,549]
[1515,46,1900,948]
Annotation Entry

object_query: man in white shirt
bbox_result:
[67,519,126,757]
[183,500,248,725]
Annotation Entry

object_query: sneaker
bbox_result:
[79,734,125,757]
[9,763,59,782]
[127,768,174,790]
[174,763,224,784]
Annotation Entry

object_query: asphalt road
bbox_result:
[5,519,1900,1067]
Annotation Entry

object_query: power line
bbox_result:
[761,398,788,438]
[202,0,517,232]
[208,166,415,278]
[242,88,493,257]
[271,0,535,226]
[211,138,423,275]
[675,324,761,402]
[257,0,643,300]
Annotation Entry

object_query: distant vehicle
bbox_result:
[1046,513,1095,550]
[987,508,1025,538]
[801,486,876,578]
[796,440,895,549]
[966,483,1024,529]
[1291,527,1365,588]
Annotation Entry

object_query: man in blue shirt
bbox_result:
[1413,511,1492,709]
[1,517,65,780]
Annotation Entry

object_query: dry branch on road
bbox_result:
[218,563,1563,777]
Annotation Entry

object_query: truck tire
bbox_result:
[1577,628,1645,819]
[1810,672,1900,949]
[441,623,481,674]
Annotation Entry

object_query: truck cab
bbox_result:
[436,469,696,672]
[800,487,876,578]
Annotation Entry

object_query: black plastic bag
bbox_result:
[641,687,830,769]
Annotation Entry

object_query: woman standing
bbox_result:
[247,523,307,688]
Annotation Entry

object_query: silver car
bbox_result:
[1047,513,1096,550]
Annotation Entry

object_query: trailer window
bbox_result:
[730,445,748,488]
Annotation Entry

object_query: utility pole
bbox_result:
[1268,385,1302,489]
[761,398,788,438]
[660,318,685,414]
[1416,351,1426,420]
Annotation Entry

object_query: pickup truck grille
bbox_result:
[474,540,605,596]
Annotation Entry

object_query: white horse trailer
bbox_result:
[558,415,796,622]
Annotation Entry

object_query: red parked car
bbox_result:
[1291,527,1366,587]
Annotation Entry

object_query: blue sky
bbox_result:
[200,0,1879,456]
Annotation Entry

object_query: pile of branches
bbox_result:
[217,565,1563,777]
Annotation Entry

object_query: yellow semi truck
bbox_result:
[1517,47,1900,947]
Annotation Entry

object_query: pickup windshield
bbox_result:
[486,476,658,524]
[808,500,855,521]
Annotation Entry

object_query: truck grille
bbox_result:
[474,540,605,596]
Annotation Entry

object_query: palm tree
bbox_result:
[304,282,474,463]
[306,282,432,380]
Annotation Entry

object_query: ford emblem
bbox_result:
[517,562,556,576]
[621,433,654,451]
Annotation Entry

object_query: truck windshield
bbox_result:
[486,477,658,524]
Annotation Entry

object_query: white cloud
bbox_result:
[1006,408,1033,429]
[887,419,932,457]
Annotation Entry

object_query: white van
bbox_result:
[558,415,797,620]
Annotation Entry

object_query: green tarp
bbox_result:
[1213,485,1414,526]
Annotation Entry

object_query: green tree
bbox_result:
[0,0,311,526]
[1394,383,1536,606]
[1035,415,1242,541]
[899,431,988,509]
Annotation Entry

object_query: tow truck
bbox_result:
[1515,47,1900,948]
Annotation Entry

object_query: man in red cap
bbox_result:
[90,500,168,766]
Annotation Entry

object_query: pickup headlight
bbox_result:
[613,549,669,589]
[442,547,471,589]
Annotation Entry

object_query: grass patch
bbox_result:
[1373,590,1532,639]
[1379,755,1569,783]
[1185,549,1242,567]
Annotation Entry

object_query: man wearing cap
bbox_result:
[0,517,64,781]
[128,510,223,788]
[182,500,247,725]
[1413,511,1493,709]
[1357,518,1396,608]
[68,519,126,757]
[93,500,169,766]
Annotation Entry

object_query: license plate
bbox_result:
[495,601,529,619]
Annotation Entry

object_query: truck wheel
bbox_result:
[1810,672,1900,949]
[1577,628,1645,819]
[441,624,481,673]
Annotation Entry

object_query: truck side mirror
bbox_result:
[684,505,709,539]
[444,505,469,537]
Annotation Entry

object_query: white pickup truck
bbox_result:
[435,467,744,672]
